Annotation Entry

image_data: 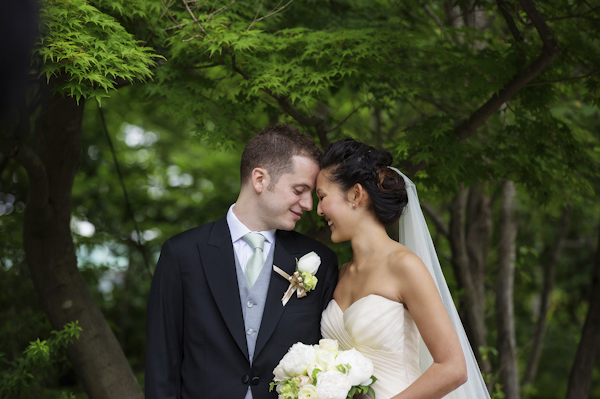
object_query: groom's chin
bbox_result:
[280,221,298,231]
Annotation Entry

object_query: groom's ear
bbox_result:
[251,167,270,194]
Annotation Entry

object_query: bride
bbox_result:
[318,139,490,399]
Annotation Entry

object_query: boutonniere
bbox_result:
[273,251,321,306]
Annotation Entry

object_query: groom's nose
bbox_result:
[299,192,313,211]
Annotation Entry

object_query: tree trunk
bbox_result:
[21,78,143,399]
[522,206,571,387]
[566,217,600,399]
[495,180,520,399]
[449,185,491,376]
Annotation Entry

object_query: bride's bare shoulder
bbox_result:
[384,242,427,275]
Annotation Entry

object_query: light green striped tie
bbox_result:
[243,232,265,290]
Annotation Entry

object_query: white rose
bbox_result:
[298,384,318,399]
[296,375,311,387]
[273,364,286,382]
[318,339,339,351]
[315,348,338,371]
[306,362,323,381]
[297,251,321,275]
[316,370,352,399]
[280,342,317,376]
[335,348,374,386]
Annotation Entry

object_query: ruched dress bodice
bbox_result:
[321,294,422,399]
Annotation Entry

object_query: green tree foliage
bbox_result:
[1,0,600,398]
[36,0,160,102]
[0,322,82,399]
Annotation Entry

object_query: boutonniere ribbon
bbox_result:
[273,251,321,306]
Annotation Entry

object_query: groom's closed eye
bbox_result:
[294,185,312,195]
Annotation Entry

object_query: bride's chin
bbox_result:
[330,232,344,244]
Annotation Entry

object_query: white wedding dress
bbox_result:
[321,295,421,399]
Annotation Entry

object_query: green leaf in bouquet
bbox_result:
[311,367,322,384]
[368,386,376,398]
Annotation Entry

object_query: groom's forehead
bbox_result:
[287,157,319,177]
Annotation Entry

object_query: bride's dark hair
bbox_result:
[320,138,408,226]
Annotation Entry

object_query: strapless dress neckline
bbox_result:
[332,294,403,314]
[321,294,422,399]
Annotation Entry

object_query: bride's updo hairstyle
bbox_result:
[320,138,408,226]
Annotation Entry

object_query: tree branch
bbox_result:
[274,96,323,127]
[399,0,559,178]
[206,0,236,23]
[225,49,328,146]
[417,0,446,32]
[415,95,459,115]
[247,0,294,32]
[455,0,559,141]
[422,202,450,238]
[229,51,250,80]
[496,0,522,42]
[324,98,373,134]
[517,0,556,48]
[0,138,49,209]
[546,3,600,21]
[247,0,264,32]
[526,70,600,86]
[183,0,207,38]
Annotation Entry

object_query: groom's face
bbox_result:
[258,155,320,231]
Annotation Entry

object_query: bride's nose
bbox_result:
[317,201,324,216]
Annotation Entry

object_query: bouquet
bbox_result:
[270,339,377,399]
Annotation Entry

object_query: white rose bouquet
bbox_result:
[270,339,377,399]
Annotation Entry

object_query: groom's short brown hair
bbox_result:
[241,124,322,187]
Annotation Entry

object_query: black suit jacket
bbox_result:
[145,216,338,399]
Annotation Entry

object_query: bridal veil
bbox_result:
[390,167,491,399]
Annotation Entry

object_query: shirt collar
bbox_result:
[227,204,276,244]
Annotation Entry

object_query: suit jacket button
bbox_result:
[251,377,260,385]
[242,375,250,384]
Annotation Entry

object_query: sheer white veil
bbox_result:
[389,167,490,399]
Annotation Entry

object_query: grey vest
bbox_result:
[235,244,275,399]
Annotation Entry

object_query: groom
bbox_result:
[145,124,338,399]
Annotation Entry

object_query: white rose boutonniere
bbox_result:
[296,251,320,291]
[296,251,321,274]
[273,251,321,305]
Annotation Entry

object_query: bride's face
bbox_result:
[316,170,354,243]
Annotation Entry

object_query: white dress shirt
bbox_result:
[226,204,276,273]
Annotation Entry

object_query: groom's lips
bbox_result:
[290,210,302,220]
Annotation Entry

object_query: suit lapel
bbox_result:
[199,216,249,360]
[254,230,300,358]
